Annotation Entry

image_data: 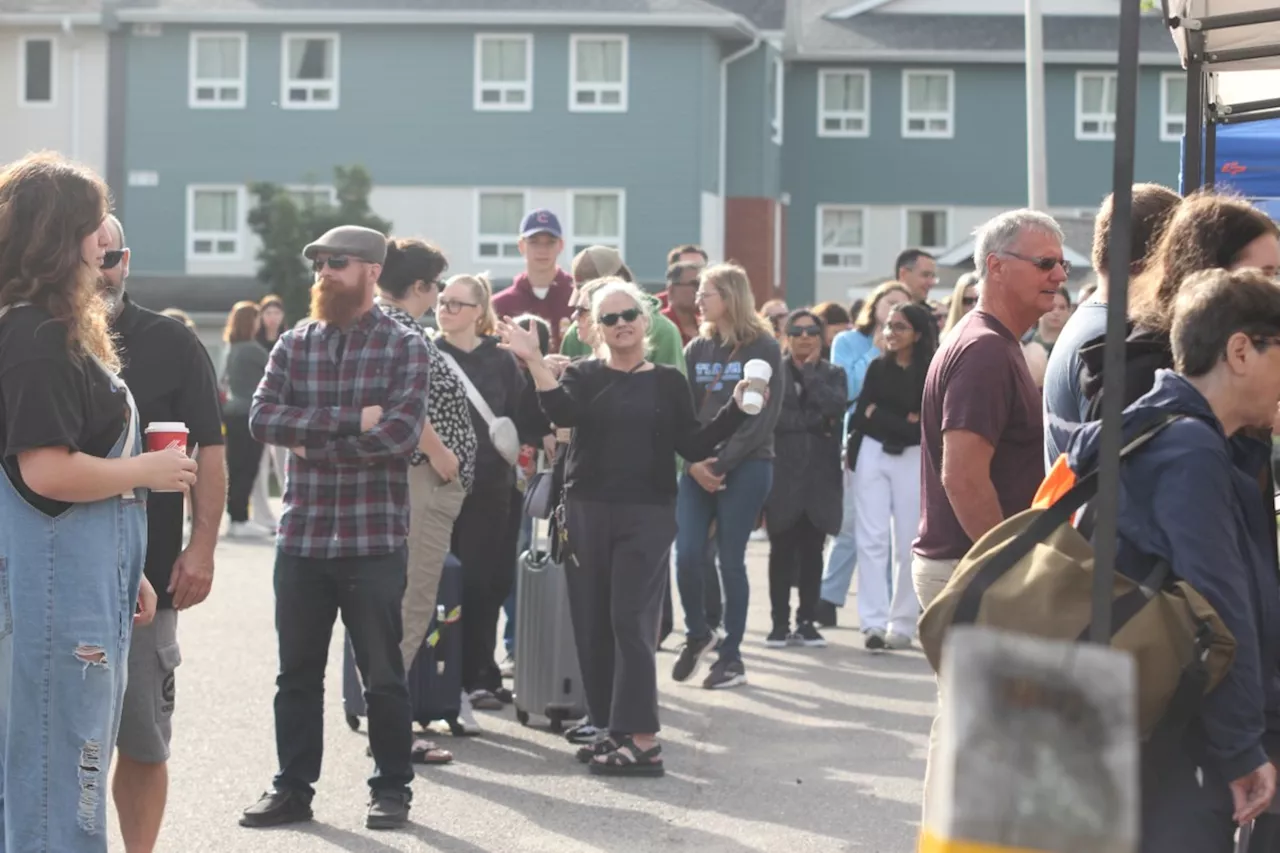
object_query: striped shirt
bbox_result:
[250,306,430,558]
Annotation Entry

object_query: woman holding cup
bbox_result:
[0,153,197,851]
[496,278,753,775]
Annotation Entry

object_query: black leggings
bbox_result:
[224,414,263,523]
[767,515,826,627]
[451,476,516,694]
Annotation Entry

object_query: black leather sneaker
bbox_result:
[239,789,313,828]
[366,790,411,830]
[671,632,719,682]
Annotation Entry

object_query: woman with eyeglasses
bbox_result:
[817,280,912,628]
[848,302,936,651]
[763,310,847,648]
[496,278,751,776]
[375,238,476,759]
[220,300,269,537]
[434,273,533,719]
[941,273,980,337]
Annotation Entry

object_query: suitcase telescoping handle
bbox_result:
[524,516,555,574]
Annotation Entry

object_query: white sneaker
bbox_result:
[225,521,247,538]
[885,632,914,651]
[457,690,483,735]
[749,528,768,542]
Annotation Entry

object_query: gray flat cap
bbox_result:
[304,225,387,264]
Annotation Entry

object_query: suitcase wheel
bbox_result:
[346,714,361,732]
[516,708,530,727]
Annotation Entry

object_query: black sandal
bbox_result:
[575,738,617,764]
[588,736,664,777]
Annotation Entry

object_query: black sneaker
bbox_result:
[765,626,790,648]
[702,658,747,689]
[814,599,838,628]
[366,790,411,830]
[864,629,886,651]
[672,633,719,682]
[239,788,313,828]
[795,621,828,648]
[564,721,603,744]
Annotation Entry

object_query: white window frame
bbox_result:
[902,207,952,254]
[1160,71,1187,143]
[473,188,530,264]
[769,56,784,145]
[18,36,56,108]
[901,69,954,139]
[816,204,869,273]
[280,32,340,110]
[186,185,246,261]
[188,32,247,109]
[566,189,626,257]
[817,68,870,138]
[474,33,533,112]
[284,184,337,208]
[1075,70,1118,141]
[568,34,628,113]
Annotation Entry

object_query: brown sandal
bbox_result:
[411,737,454,765]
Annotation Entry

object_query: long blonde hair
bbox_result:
[447,273,497,336]
[698,262,771,347]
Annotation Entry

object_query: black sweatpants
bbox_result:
[224,413,263,523]
[451,475,515,694]
[564,498,677,735]
[767,515,826,628]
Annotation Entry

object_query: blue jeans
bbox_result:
[0,420,145,851]
[273,546,413,797]
[820,470,859,605]
[675,458,772,663]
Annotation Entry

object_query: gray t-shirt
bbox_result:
[1042,300,1108,472]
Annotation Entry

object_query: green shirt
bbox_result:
[559,305,687,375]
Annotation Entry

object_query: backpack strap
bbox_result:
[951,413,1182,626]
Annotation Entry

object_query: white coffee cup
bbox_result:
[741,359,772,415]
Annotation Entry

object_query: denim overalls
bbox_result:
[0,303,147,851]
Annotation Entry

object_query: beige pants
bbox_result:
[911,553,960,827]
[400,463,468,671]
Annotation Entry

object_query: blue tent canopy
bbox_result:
[1183,118,1280,211]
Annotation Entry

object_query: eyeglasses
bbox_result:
[1000,251,1072,275]
[312,255,364,273]
[600,308,642,327]
[571,305,590,318]
[694,290,719,303]
[883,322,913,334]
[962,296,978,307]
[788,326,822,338]
[439,298,478,314]
[101,249,127,270]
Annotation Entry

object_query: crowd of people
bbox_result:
[3,143,1280,851]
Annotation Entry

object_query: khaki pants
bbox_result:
[400,464,467,670]
[911,553,960,827]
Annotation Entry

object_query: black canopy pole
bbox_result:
[1206,118,1218,188]
[1183,29,1206,193]
[1090,0,1143,645]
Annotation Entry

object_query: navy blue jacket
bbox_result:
[1066,369,1280,782]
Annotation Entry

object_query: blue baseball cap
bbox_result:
[520,208,562,239]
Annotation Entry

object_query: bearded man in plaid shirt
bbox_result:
[242,226,430,832]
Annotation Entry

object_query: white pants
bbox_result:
[852,437,921,637]
[250,444,285,526]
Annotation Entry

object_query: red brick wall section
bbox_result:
[725,197,781,307]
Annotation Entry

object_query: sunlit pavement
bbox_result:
[113,513,928,852]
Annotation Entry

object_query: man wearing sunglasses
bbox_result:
[99,216,228,853]
[244,225,430,831]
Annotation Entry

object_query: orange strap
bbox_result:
[1032,454,1077,510]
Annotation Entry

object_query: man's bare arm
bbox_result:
[941,429,1004,543]
[169,444,226,610]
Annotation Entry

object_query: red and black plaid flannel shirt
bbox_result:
[250,306,430,558]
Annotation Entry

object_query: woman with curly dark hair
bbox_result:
[0,152,196,851]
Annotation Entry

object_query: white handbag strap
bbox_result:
[440,351,498,427]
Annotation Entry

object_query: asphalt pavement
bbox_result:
[110,523,930,852]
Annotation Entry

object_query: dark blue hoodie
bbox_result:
[1066,369,1280,783]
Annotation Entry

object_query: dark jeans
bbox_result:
[1139,742,1236,853]
[660,536,722,642]
[224,413,263,523]
[768,514,826,627]
[273,546,413,797]
[452,476,516,693]
[564,498,676,735]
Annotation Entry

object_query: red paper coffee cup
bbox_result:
[145,422,189,454]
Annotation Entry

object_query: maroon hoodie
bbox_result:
[492,268,575,350]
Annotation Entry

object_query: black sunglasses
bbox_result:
[102,249,126,270]
[312,255,361,272]
[787,325,822,338]
[1000,251,1072,275]
[600,308,642,327]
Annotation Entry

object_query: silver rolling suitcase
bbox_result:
[513,516,586,732]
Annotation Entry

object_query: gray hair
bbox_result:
[588,278,653,357]
[972,209,1064,279]
[105,213,125,249]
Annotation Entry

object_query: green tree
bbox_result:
[248,165,393,321]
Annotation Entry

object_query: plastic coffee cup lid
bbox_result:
[145,422,189,433]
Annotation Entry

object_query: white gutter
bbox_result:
[721,34,757,249]
[0,13,98,25]
[115,9,749,29]
[62,16,81,162]
[786,49,1182,65]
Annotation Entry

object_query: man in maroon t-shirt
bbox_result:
[913,208,1066,820]
[491,209,574,351]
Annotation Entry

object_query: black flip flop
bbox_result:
[588,736,664,777]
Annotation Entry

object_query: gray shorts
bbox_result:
[116,608,181,764]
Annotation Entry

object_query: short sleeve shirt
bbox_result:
[914,310,1044,560]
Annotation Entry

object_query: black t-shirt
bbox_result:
[0,303,129,516]
[114,296,224,610]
